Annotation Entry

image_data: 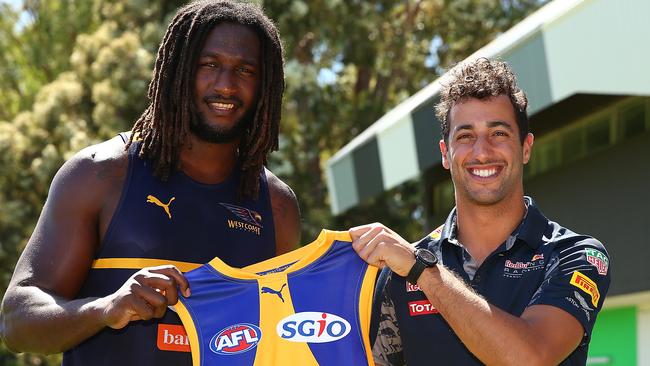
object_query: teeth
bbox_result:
[472,168,497,177]
[209,102,235,110]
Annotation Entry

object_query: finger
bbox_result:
[128,293,156,321]
[349,224,376,240]
[357,230,390,265]
[351,225,384,253]
[134,287,170,319]
[136,274,180,306]
[151,266,191,298]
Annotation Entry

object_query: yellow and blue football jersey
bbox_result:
[174,230,377,366]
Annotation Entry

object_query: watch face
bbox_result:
[417,249,438,266]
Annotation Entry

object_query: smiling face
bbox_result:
[191,22,261,144]
[439,95,534,206]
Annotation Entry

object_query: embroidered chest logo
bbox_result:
[585,249,609,275]
[147,195,176,219]
[503,253,544,278]
[261,283,286,302]
[220,203,263,236]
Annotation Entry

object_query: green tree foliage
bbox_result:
[265,0,548,241]
[0,0,546,363]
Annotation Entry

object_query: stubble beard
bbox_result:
[190,108,256,144]
[452,167,521,207]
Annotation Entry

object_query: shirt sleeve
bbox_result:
[528,237,611,340]
[372,274,405,366]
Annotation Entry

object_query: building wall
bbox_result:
[589,306,636,365]
[525,131,650,296]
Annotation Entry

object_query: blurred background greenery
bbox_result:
[0,0,546,363]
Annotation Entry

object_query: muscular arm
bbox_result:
[417,266,582,366]
[266,169,301,254]
[1,138,189,353]
[351,224,583,366]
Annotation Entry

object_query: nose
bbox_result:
[212,68,237,95]
[471,134,493,163]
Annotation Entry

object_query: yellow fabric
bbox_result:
[91,258,202,272]
[253,274,319,366]
[174,300,201,366]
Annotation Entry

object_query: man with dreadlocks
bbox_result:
[1,1,300,364]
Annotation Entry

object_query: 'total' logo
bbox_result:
[408,300,439,316]
[157,324,190,352]
[210,323,261,355]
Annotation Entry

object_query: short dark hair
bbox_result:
[435,58,528,143]
[128,0,284,200]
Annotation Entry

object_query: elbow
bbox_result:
[1,296,54,354]
[1,317,63,355]
[0,310,22,353]
[506,346,560,366]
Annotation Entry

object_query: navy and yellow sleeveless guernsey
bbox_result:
[174,230,377,366]
[63,135,276,366]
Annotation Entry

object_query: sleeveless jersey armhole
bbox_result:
[261,167,277,250]
[95,142,137,257]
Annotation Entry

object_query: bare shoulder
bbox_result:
[265,168,301,254]
[58,135,129,189]
[6,135,131,298]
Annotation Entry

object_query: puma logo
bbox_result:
[146,195,176,219]
[261,284,287,303]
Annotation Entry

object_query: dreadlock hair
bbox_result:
[128,0,285,200]
[435,57,529,144]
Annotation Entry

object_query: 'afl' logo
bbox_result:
[210,323,262,355]
[276,312,351,343]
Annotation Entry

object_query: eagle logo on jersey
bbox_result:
[146,195,175,219]
[220,203,263,236]
[261,283,286,302]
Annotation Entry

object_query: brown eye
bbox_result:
[238,66,254,75]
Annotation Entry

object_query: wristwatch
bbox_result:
[406,248,438,285]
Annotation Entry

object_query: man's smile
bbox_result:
[466,164,504,180]
[204,96,243,115]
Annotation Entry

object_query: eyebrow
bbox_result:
[199,52,259,66]
[487,120,514,131]
[453,120,514,134]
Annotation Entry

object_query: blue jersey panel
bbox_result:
[289,240,370,365]
[180,266,261,365]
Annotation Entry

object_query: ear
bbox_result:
[522,133,534,164]
[439,139,450,170]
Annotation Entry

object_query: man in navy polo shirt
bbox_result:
[350,58,610,365]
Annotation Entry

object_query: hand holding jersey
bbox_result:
[101,265,190,330]
[350,224,417,278]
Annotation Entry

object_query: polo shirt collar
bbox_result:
[436,196,548,250]
[515,197,549,249]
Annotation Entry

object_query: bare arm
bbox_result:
[266,169,301,254]
[351,223,583,366]
[0,138,189,354]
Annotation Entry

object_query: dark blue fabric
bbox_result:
[63,140,276,366]
[385,198,610,365]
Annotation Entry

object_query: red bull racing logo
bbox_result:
[277,312,351,343]
[210,323,262,355]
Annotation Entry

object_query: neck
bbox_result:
[455,191,526,264]
[179,135,240,184]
